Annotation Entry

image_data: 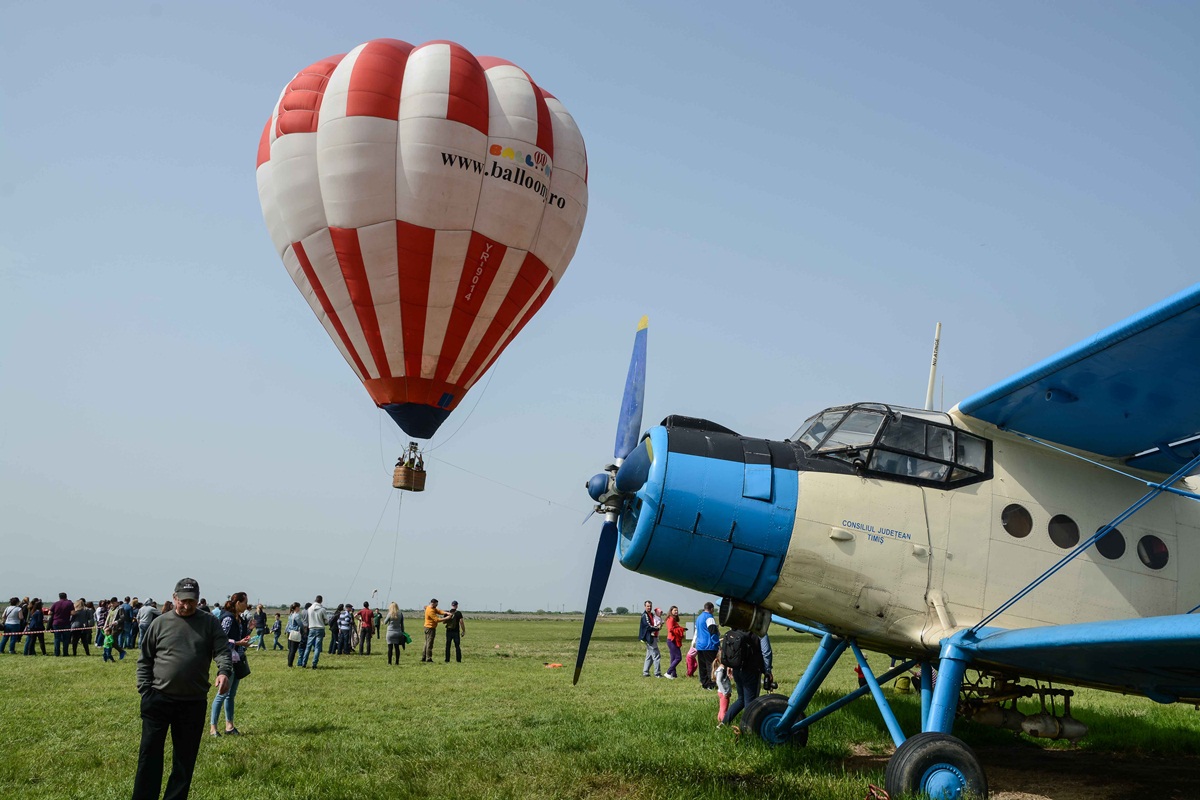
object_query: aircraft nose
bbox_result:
[616,420,794,604]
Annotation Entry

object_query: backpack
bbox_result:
[720,630,760,671]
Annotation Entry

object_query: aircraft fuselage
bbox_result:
[617,407,1200,660]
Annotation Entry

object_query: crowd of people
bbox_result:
[638,599,777,731]
[3,593,170,658]
[0,593,466,664]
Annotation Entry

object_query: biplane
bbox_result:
[576,284,1200,798]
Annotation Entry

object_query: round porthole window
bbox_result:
[1001,504,1032,538]
[1048,514,1079,549]
[1137,534,1169,570]
[1094,527,1125,560]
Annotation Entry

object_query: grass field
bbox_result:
[2,616,1199,799]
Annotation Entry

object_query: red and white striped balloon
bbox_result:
[256,39,588,439]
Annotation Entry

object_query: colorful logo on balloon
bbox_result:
[489,144,551,177]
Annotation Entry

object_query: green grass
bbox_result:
[1,618,1198,799]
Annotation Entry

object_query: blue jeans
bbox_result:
[643,637,662,676]
[210,673,241,728]
[53,630,71,656]
[723,666,762,725]
[3,623,20,653]
[299,628,323,667]
[24,631,45,655]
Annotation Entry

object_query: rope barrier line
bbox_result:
[1,625,91,636]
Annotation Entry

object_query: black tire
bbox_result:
[884,732,987,799]
[741,693,809,748]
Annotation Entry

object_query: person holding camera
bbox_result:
[760,633,778,691]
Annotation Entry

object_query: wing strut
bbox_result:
[971,450,1200,633]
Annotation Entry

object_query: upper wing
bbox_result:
[955,614,1200,704]
[957,283,1200,474]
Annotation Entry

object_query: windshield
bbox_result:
[816,409,886,452]
[795,411,843,449]
[793,403,890,451]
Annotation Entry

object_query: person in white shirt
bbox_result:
[3,598,24,654]
[298,596,328,669]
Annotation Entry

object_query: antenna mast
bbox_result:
[924,322,942,411]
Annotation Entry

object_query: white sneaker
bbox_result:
[665,674,676,680]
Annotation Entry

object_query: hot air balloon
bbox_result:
[256,39,588,440]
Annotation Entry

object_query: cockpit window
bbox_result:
[794,403,991,488]
[796,410,844,449]
[815,409,886,453]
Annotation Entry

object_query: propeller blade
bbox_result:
[573,518,618,685]
[613,316,648,461]
[614,437,652,494]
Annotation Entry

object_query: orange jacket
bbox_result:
[667,616,686,647]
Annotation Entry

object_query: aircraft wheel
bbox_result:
[742,693,808,747]
[884,732,987,799]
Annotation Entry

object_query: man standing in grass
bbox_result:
[639,600,663,678]
[695,602,720,690]
[421,598,449,662]
[137,598,161,648]
[357,602,374,655]
[299,595,328,668]
[443,601,466,663]
[133,577,231,800]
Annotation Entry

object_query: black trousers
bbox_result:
[444,629,461,662]
[697,649,717,689]
[287,637,303,667]
[132,689,206,800]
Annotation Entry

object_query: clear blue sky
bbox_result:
[2,2,1196,611]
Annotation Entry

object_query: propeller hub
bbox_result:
[586,473,609,502]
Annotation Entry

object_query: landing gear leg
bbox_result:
[742,627,916,748]
[883,642,987,800]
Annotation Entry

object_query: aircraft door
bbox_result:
[923,481,991,646]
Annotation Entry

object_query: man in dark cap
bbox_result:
[443,601,466,663]
[132,578,232,800]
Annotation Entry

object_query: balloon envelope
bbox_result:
[256,39,588,438]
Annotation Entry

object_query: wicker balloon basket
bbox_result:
[393,465,427,492]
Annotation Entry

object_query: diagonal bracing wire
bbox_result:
[970,449,1200,633]
[342,486,395,606]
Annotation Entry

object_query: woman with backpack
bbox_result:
[210,591,253,737]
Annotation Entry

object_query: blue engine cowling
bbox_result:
[616,416,805,604]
